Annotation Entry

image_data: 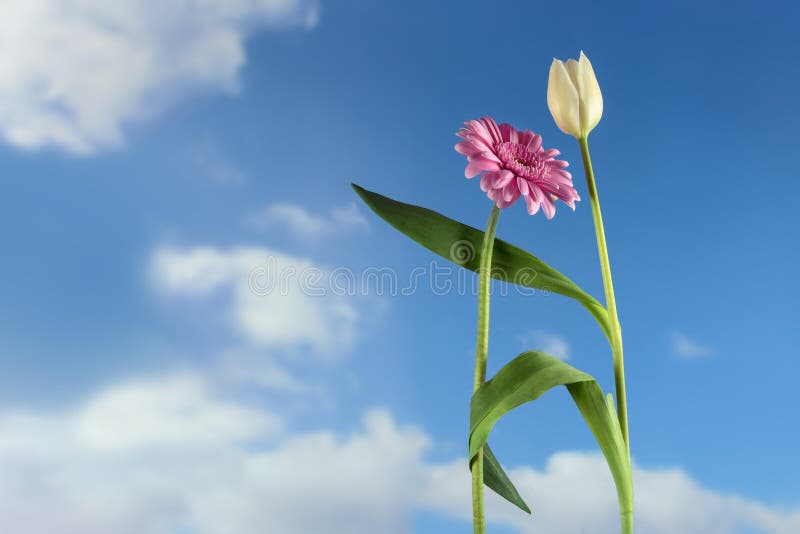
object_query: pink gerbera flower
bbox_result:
[455,116,579,218]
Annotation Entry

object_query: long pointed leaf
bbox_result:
[482,443,531,514]
[469,351,633,519]
[352,184,611,342]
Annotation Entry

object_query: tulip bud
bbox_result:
[547,51,603,139]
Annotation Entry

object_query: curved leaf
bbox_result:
[351,184,611,342]
[469,351,633,520]
[482,443,531,514]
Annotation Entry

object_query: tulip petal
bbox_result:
[577,51,603,135]
[547,59,580,138]
[565,59,581,88]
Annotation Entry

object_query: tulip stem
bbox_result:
[471,205,500,534]
[578,136,633,533]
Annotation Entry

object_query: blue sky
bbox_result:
[0,0,799,532]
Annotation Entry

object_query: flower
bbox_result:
[547,51,603,139]
[455,116,579,218]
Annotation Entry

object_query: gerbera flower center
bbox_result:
[497,141,547,180]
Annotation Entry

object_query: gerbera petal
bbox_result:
[518,129,534,147]
[455,141,480,156]
[550,184,576,202]
[481,117,503,144]
[547,168,573,185]
[467,120,494,147]
[481,150,502,164]
[524,193,541,215]
[494,169,515,188]
[517,177,530,196]
[528,183,545,204]
[546,168,571,184]
[463,132,495,153]
[541,194,556,219]
[465,155,500,178]
[471,119,493,144]
[503,181,520,202]
[527,134,543,152]
[499,123,514,143]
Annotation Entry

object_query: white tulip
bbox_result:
[547,51,603,139]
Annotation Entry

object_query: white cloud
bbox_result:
[74,373,281,452]
[0,372,284,534]
[0,0,319,154]
[223,409,428,534]
[671,330,713,359]
[151,245,358,355]
[520,330,570,360]
[1,373,799,534]
[0,375,428,534]
[243,202,369,239]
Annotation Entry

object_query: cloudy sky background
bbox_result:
[1,0,799,532]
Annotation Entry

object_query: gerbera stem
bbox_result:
[578,136,633,533]
[471,205,501,534]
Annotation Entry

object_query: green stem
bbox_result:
[578,136,633,533]
[577,136,629,449]
[471,205,501,534]
[622,510,634,534]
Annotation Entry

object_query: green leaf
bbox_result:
[351,184,611,343]
[469,351,633,519]
[482,443,531,514]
